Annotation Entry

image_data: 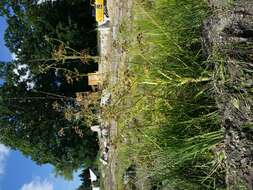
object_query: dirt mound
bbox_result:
[203,0,253,189]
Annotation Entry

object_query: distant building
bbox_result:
[89,168,98,182]
[89,168,100,190]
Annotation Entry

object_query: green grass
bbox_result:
[107,0,226,189]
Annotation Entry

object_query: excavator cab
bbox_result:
[90,0,109,24]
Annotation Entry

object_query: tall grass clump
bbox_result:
[114,0,226,189]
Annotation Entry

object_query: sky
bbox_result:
[0,16,82,190]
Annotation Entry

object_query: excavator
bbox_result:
[90,0,110,28]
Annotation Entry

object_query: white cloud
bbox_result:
[0,144,10,175]
[11,53,17,61]
[13,64,29,79]
[13,64,35,90]
[37,0,56,5]
[21,178,54,190]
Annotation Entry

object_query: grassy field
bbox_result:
[106,0,228,189]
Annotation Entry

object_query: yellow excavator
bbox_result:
[90,0,109,25]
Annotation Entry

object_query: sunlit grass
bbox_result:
[107,0,226,189]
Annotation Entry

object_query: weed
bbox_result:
[108,0,226,189]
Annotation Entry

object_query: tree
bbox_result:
[0,77,99,178]
[76,168,92,190]
[0,0,99,179]
[0,61,8,80]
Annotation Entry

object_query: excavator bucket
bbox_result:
[95,0,104,23]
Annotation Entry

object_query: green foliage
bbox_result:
[111,0,226,189]
[0,82,99,179]
[0,61,8,79]
[76,168,92,190]
[0,0,99,179]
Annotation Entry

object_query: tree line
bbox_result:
[0,0,99,179]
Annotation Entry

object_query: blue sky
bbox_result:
[0,16,82,190]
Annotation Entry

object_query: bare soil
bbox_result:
[98,0,132,189]
[203,0,253,189]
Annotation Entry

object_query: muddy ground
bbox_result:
[203,0,253,189]
[98,0,132,190]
